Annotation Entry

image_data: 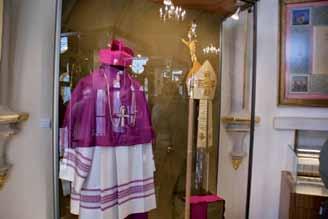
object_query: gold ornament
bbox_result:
[181,21,201,82]
[232,157,243,170]
[0,173,8,189]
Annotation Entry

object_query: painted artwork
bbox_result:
[279,0,328,107]
[290,75,309,93]
[292,8,311,25]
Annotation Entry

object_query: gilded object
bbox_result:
[222,115,261,125]
[182,22,218,196]
[193,62,217,150]
[196,71,216,96]
[222,114,261,170]
[191,61,217,100]
[0,173,8,189]
[231,158,243,170]
[182,38,198,68]
[181,21,202,94]
[0,112,29,124]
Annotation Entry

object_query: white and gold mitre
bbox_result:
[188,60,217,100]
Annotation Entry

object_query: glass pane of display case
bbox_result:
[57,1,223,219]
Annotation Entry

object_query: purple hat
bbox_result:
[99,39,134,67]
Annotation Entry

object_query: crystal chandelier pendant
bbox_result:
[202,44,221,55]
[159,0,186,22]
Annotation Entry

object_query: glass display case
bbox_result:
[53,1,259,219]
[55,0,222,219]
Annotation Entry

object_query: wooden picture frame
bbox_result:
[279,0,328,107]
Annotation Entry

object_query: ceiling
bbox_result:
[151,0,240,17]
[62,0,253,26]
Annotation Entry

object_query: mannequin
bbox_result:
[59,39,156,219]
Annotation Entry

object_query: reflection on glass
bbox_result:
[58,1,221,219]
[61,36,68,54]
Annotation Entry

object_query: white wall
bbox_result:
[0,0,56,219]
[251,0,328,218]
[217,10,251,219]
[218,0,328,219]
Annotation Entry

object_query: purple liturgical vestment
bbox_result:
[59,64,156,219]
[61,64,154,148]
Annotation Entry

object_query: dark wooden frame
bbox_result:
[279,0,328,107]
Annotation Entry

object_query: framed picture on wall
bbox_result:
[279,0,328,107]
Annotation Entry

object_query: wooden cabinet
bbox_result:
[279,171,328,219]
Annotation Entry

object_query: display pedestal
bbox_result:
[174,193,225,219]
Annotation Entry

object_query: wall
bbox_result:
[218,0,328,219]
[218,10,252,219]
[0,0,56,219]
[251,0,328,218]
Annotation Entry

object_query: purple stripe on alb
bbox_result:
[62,160,90,173]
[103,183,154,202]
[79,192,155,211]
[102,183,154,203]
[65,151,92,164]
[80,205,101,210]
[66,163,88,178]
[72,183,154,204]
[71,197,81,202]
[82,177,154,192]
[64,157,90,172]
[76,150,92,162]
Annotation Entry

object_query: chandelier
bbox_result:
[203,44,220,55]
[160,0,186,21]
